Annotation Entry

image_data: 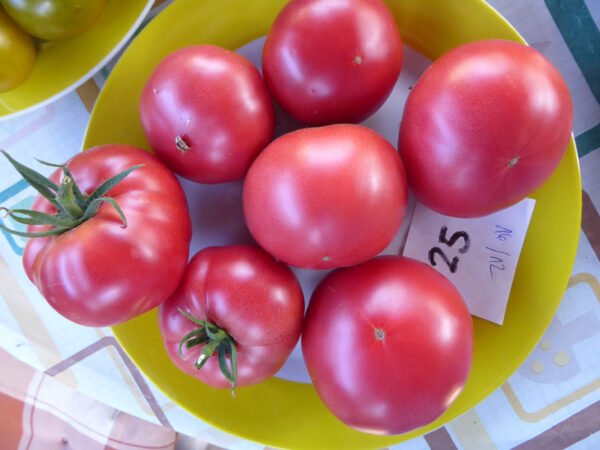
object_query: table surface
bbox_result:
[0,1,599,449]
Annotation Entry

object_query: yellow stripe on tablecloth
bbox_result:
[502,272,600,423]
[568,273,600,303]
[502,377,600,423]
[0,254,77,388]
[449,410,497,450]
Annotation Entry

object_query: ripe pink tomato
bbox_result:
[302,256,474,435]
[262,0,403,125]
[242,124,408,270]
[139,45,275,184]
[398,39,573,217]
[158,245,305,390]
[17,145,192,327]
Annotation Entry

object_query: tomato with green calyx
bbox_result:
[158,245,305,393]
[0,0,105,40]
[0,7,35,92]
[0,145,192,327]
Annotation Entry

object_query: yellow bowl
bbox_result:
[83,0,582,448]
[0,0,153,120]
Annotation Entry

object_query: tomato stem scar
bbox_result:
[508,157,519,167]
[374,328,386,340]
[175,136,191,154]
[178,308,238,393]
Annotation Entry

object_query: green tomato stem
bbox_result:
[0,151,141,237]
[178,308,238,395]
[57,176,84,218]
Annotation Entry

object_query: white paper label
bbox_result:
[402,198,536,325]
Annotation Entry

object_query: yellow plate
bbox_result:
[0,0,154,120]
[84,0,582,448]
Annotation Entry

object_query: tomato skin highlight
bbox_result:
[398,39,573,218]
[302,256,474,435]
[139,45,276,184]
[22,145,192,327]
[242,124,408,270]
[262,0,403,125]
[158,245,305,389]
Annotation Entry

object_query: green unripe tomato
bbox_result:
[0,7,35,92]
[0,0,105,41]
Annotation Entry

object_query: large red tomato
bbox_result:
[262,0,403,125]
[302,256,474,435]
[242,124,408,270]
[398,39,573,217]
[158,245,304,390]
[139,45,275,184]
[10,145,192,327]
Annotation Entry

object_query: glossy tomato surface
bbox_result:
[139,45,275,184]
[262,0,403,125]
[398,39,573,218]
[243,124,408,270]
[302,256,474,435]
[23,145,192,327]
[158,245,305,389]
[0,7,35,92]
[0,0,105,40]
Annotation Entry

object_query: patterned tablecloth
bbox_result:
[0,0,599,449]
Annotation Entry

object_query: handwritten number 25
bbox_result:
[428,226,470,273]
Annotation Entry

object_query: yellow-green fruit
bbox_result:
[0,0,106,41]
[0,7,35,92]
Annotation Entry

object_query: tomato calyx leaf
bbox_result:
[177,308,238,395]
[0,151,142,238]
